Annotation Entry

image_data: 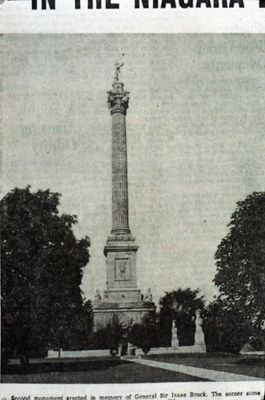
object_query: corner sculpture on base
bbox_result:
[93,62,155,330]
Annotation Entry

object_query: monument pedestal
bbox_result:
[171,335,179,349]
[93,301,155,331]
[93,235,155,330]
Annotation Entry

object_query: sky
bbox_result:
[2,34,265,306]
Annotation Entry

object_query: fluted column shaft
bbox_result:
[107,80,130,236]
[111,109,130,234]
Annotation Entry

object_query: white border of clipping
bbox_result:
[0,0,265,33]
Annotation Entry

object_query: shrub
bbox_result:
[87,316,123,351]
[129,314,159,353]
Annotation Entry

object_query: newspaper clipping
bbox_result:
[0,1,264,399]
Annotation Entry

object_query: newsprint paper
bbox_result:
[0,1,265,400]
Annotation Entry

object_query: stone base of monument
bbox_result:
[46,349,110,358]
[240,343,265,355]
[193,327,206,353]
[135,345,206,357]
[191,344,206,353]
[171,335,179,349]
[240,350,265,355]
[93,301,156,331]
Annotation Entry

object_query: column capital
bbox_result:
[107,81,129,115]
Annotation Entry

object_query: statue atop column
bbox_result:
[107,61,130,112]
[114,61,124,82]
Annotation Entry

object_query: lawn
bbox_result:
[145,353,265,379]
[1,357,208,383]
[3,353,263,383]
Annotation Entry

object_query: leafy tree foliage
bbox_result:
[129,313,160,353]
[87,315,123,352]
[159,288,205,346]
[214,192,265,330]
[1,186,90,361]
[204,299,253,353]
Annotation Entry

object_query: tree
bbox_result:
[214,192,265,332]
[204,299,253,353]
[1,186,90,362]
[129,313,160,353]
[159,288,205,346]
[87,315,123,352]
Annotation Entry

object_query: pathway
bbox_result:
[125,357,263,381]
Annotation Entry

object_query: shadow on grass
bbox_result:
[237,357,265,366]
[2,358,126,375]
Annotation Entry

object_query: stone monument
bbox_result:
[171,320,179,349]
[193,309,206,352]
[93,62,155,330]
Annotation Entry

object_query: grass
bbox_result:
[2,353,264,383]
[145,353,265,379]
[1,357,208,383]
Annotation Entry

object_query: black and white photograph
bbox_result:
[1,34,265,385]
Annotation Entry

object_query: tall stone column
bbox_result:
[105,75,139,293]
[108,79,130,236]
[93,63,155,331]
